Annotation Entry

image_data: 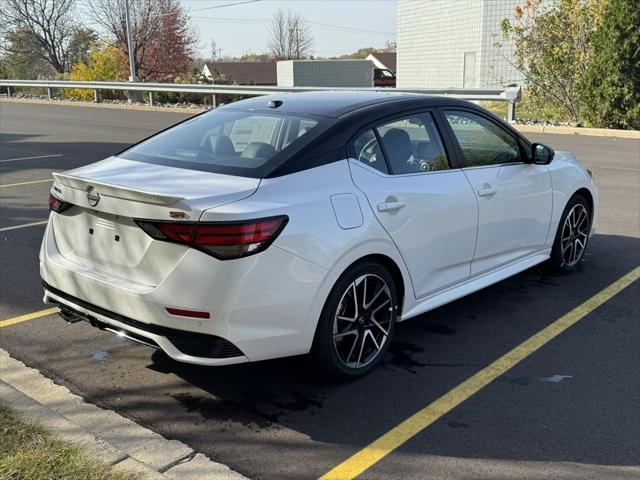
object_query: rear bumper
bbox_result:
[40,218,335,366]
[44,282,246,363]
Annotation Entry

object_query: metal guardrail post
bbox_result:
[507,102,516,123]
[148,91,154,106]
[212,94,217,108]
[6,86,11,98]
[47,88,53,99]
[502,84,521,123]
[93,89,101,103]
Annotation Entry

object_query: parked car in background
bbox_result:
[41,92,597,378]
[373,68,396,87]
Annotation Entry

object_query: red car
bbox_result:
[373,68,396,87]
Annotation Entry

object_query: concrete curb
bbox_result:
[0,348,248,480]
[513,124,640,139]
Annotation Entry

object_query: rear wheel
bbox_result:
[549,194,591,272]
[312,262,397,379]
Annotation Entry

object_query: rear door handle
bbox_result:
[377,201,406,212]
[477,187,498,197]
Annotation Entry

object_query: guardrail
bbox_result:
[0,79,522,121]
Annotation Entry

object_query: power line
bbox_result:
[190,0,261,12]
[308,21,395,36]
[191,16,395,35]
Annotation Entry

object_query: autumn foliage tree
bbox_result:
[87,0,196,81]
[500,0,605,123]
[65,44,128,100]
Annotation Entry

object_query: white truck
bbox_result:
[277,60,374,88]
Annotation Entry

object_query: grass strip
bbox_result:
[0,401,137,480]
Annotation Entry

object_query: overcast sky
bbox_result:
[181,0,397,58]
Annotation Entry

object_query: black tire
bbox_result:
[312,261,398,379]
[548,194,591,272]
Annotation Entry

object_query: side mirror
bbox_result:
[531,143,554,165]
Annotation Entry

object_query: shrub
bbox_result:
[64,45,128,101]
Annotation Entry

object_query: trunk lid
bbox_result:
[49,157,260,286]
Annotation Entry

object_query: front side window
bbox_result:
[119,109,326,178]
[376,113,449,174]
[444,111,521,167]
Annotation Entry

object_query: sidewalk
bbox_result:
[0,348,248,480]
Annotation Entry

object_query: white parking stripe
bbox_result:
[0,154,63,163]
[0,220,48,232]
[0,179,53,188]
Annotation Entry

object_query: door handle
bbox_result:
[377,201,406,212]
[477,187,498,197]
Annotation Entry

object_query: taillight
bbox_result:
[135,216,288,260]
[49,192,73,213]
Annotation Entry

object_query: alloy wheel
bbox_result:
[333,274,394,369]
[560,204,589,267]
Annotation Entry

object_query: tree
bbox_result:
[578,0,640,129]
[87,0,196,81]
[383,40,397,53]
[239,51,271,62]
[2,0,77,74]
[267,9,313,60]
[0,29,57,79]
[67,27,100,68]
[65,44,127,100]
[500,0,605,122]
[340,47,377,59]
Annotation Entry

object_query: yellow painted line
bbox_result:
[0,179,53,188]
[0,220,48,232]
[320,266,640,480]
[0,307,59,328]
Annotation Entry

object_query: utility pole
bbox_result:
[125,0,138,81]
[289,25,300,60]
[124,0,142,102]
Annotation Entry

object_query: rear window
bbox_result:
[118,109,330,178]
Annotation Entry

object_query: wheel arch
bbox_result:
[336,253,406,316]
[574,187,594,215]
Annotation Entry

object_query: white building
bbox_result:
[397,0,524,89]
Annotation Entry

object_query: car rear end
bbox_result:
[40,106,335,365]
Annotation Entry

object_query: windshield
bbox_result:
[118,109,329,178]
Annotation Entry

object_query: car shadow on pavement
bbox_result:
[136,233,639,468]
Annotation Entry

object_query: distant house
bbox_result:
[202,62,277,85]
[366,52,397,73]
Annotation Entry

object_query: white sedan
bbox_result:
[41,92,597,378]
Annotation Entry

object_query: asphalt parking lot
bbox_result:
[1,101,639,480]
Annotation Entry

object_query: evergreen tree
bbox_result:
[579,0,640,129]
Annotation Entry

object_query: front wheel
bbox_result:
[312,262,398,379]
[549,194,591,272]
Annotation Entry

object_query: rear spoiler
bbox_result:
[52,172,184,206]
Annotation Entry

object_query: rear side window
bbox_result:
[119,110,328,178]
[352,129,389,174]
[376,113,449,174]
